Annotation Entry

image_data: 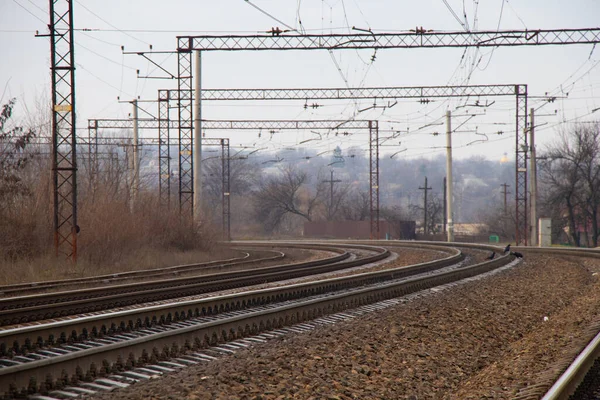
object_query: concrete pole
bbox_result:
[193,50,203,224]
[529,107,538,246]
[443,177,447,233]
[131,99,139,212]
[446,110,455,242]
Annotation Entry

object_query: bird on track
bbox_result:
[511,251,523,258]
[486,251,495,260]
[504,243,511,254]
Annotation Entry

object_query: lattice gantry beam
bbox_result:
[153,84,525,101]
[201,84,520,101]
[88,119,372,130]
[369,121,380,240]
[177,29,600,51]
[176,29,599,243]
[50,0,78,261]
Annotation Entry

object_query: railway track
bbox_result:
[0,249,263,297]
[499,247,600,400]
[0,241,508,398]
[0,243,370,326]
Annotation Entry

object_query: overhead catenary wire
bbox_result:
[440,0,468,31]
[11,0,45,24]
[243,0,297,32]
[74,0,150,46]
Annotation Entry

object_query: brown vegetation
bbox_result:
[0,98,221,285]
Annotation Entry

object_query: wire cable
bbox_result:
[74,0,150,46]
[243,0,297,32]
[11,0,45,24]
[440,0,468,30]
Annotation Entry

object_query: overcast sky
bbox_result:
[1,0,599,162]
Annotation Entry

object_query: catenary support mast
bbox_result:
[49,0,78,261]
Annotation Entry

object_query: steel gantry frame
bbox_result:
[87,118,232,240]
[193,84,528,243]
[175,28,599,244]
[89,117,378,237]
[48,0,78,261]
[177,29,600,51]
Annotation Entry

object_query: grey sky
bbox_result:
[1,0,599,162]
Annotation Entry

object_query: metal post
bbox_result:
[193,50,203,224]
[131,99,139,211]
[446,110,454,242]
[49,0,77,262]
[369,121,380,239]
[177,49,193,215]
[158,90,170,207]
[515,86,529,245]
[530,107,538,246]
[221,138,231,241]
[87,119,98,194]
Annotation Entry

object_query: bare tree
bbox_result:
[203,156,260,201]
[540,123,600,246]
[318,170,351,221]
[340,188,370,221]
[476,201,516,242]
[253,165,323,232]
[410,193,444,234]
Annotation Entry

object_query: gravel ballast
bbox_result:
[91,253,600,399]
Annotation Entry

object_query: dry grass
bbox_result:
[0,247,234,286]
[0,156,225,285]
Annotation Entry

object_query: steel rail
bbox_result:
[0,244,377,325]
[2,241,593,398]
[0,250,287,312]
[0,244,348,309]
[413,241,600,400]
[0,243,451,354]
[0,244,504,396]
[0,244,382,328]
[0,250,254,296]
[541,330,600,399]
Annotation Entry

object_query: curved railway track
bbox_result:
[0,242,591,400]
[0,241,508,398]
[0,249,263,297]
[0,243,372,326]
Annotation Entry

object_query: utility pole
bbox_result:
[131,99,139,212]
[529,107,538,246]
[501,183,511,215]
[419,177,432,235]
[446,110,454,242]
[322,170,342,220]
[193,50,203,224]
[443,177,447,233]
